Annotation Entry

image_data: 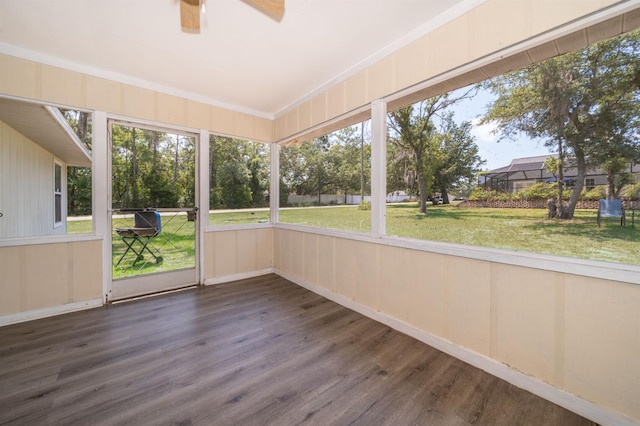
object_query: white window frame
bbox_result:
[53,159,64,228]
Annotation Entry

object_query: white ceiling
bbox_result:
[0,0,478,118]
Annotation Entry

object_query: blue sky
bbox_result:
[449,87,553,171]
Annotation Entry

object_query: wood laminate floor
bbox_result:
[0,274,596,426]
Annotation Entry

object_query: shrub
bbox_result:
[521,182,557,200]
[622,182,640,200]
[358,200,371,210]
[582,185,606,201]
[469,187,497,201]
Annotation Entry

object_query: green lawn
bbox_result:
[67,203,640,269]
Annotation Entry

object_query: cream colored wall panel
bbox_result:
[156,92,186,126]
[311,93,328,128]
[186,100,211,129]
[236,229,257,273]
[0,54,39,99]
[291,229,304,279]
[470,0,528,59]
[326,81,347,121]
[279,229,293,273]
[203,232,216,278]
[0,246,22,315]
[284,109,298,139]
[297,101,312,131]
[345,70,368,112]
[377,244,409,321]
[211,106,235,136]
[564,275,640,420]
[24,243,69,310]
[367,56,395,101]
[393,39,426,92]
[121,85,155,121]
[85,76,121,112]
[407,250,446,336]
[317,234,335,292]
[212,230,237,277]
[334,237,356,299]
[446,256,491,355]
[274,114,288,142]
[530,0,615,36]
[40,65,84,107]
[425,13,471,78]
[255,227,273,269]
[353,242,378,310]
[491,264,559,384]
[71,240,102,301]
[253,117,273,142]
[234,112,254,139]
[302,232,319,284]
[273,227,282,269]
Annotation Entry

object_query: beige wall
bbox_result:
[0,119,63,238]
[0,55,273,143]
[274,0,626,142]
[274,228,640,422]
[203,227,273,280]
[0,239,102,316]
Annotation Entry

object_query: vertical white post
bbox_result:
[270,142,280,224]
[371,100,387,238]
[198,129,209,284]
[93,111,110,303]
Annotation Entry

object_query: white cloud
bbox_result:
[470,118,500,145]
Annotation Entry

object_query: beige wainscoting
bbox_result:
[0,238,103,322]
[273,227,640,424]
[203,227,274,283]
[0,54,273,143]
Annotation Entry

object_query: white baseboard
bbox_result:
[0,299,103,327]
[274,268,637,426]
[204,268,275,286]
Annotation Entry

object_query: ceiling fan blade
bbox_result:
[180,0,200,33]
[246,0,285,20]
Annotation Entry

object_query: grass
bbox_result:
[67,203,640,271]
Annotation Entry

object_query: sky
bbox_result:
[448,87,552,171]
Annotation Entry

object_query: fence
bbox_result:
[458,199,640,209]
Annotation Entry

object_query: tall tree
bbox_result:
[387,90,474,213]
[482,29,640,218]
[432,114,485,203]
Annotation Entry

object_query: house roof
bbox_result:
[0,97,92,167]
[0,0,477,118]
[482,154,556,182]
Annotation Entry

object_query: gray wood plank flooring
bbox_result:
[0,274,596,425]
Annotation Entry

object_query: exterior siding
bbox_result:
[0,119,64,238]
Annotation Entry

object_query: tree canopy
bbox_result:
[387,90,481,213]
[482,29,640,218]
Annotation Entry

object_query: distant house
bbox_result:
[480,154,640,193]
[0,97,91,238]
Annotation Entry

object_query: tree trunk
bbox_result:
[567,154,587,219]
[440,185,449,205]
[606,173,615,200]
[556,139,564,218]
[418,172,427,213]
